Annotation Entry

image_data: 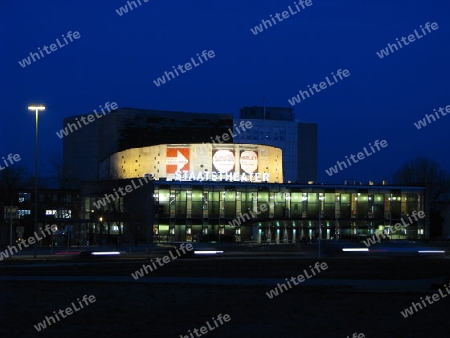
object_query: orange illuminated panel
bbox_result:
[166,148,189,174]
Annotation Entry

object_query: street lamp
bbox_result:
[28,105,45,258]
[99,216,103,246]
[8,206,15,247]
[318,195,324,259]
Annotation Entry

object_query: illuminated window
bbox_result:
[18,210,31,218]
[49,209,72,218]
[18,193,31,203]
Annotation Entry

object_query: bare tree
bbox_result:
[92,168,129,246]
[392,156,450,202]
[392,156,450,238]
[0,165,32,246]
[45,150,77,189]
[46,151,63,188]
[0,165,32,193]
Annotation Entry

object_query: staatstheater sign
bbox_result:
[170,148,269,182]
[174,171,269,182]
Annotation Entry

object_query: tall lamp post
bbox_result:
[8,206,15,247]
[318,195,324,259]
[99,216,103,246]
[28,105,45,258]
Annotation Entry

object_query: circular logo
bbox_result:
[213,150,235,172]
[240,150,258,173]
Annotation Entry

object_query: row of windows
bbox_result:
[155,190,420,204]
[152,189,422,220]
[17,192,74,203]
[155,202,420,219]
[7,209,72,219]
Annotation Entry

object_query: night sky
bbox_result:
[2,0,449,184]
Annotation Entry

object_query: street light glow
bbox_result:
[91,251,121,256]
[28,105,46,111]
[194,251,224,255]
[29,104,45,258]
[342,248,369,252]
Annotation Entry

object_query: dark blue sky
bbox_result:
[2,0,449,183]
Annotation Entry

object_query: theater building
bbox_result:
[79,143,428,245]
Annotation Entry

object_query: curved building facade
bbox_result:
[100,143,283,183]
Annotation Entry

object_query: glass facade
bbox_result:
[81,181,426,245]
[149,182,425,243]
